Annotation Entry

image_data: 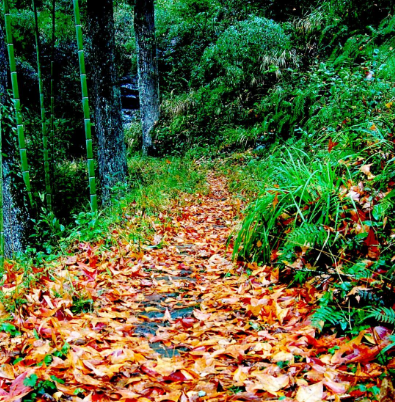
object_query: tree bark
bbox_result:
[86,0,127,205]
[0,24,29,258]
[134,0,160,156]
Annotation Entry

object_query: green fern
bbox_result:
[285,223,327,249]
[366,307,395,325]
[311,305,347,330]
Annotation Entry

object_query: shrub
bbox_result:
[193,16,294,89]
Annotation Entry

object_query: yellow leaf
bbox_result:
[0,364,15,379]
[359,164,375,180]
[295,382,323,402]
[253,373,289,394]
[386,101,393,109]
[144,306,161,312]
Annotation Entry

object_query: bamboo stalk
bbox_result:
[50,0,55,179]
[33,0,52,210]
[3,0,33,206]
[73,0,97,211]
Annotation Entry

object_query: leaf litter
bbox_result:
[0,173,393,401]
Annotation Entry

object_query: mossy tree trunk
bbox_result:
[87,0,127,205]
[134,0,160,156]
[0,24,29,258]
[0,38,4,267]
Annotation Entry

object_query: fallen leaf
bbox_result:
[295,382,324,402]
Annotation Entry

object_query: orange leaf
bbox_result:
[328,138,339,153]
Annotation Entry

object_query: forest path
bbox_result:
[1,174,381,401]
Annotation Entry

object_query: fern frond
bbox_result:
[311,305,345,329]
[366,307,395,325]
[285,223,327,248]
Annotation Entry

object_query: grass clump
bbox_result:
[66,156,207,247]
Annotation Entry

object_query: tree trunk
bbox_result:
[86,0,127,205]
[0,24,29,258]
[134,0,160,156]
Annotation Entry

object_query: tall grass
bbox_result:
[66,156,208,246]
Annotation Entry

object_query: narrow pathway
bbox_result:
[0,174,387,401]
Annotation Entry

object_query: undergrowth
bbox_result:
[228,22,395,341]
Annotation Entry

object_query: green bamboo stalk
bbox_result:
[3,0,33,206]
[50,0,55,178]
[33,0,52,210]
[0,106,4,269]
[73,0,97,212]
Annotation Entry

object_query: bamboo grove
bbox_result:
[0,0,99,267]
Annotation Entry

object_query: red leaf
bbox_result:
[364,228,378,247]
[328,138,339,153]
[1,371,34,402]
[180,318,195,328]
[350,390,366,397]
[364,228,380,259]
[164,371,189,382]
[141,365,160,378]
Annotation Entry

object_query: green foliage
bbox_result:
[366,307,395,325]
[37,354,53,367]
[53,342,70,359]
[233,140,350,264]
[0,322,21,337]
[30,207,65,253]
[73,388,85,396]
[23,374,61,402]
[23,374,38,388]
[232,29,395,266]
[71,293,94,314]
[114,4,137,76]
[53,159,91,220]
[312,305,349,331]
[152,0,395,155]
[63,156,207,247]
[194,16,293,89]
[154,9,296,154]
[226,13,395,340]
[70,210,106,243]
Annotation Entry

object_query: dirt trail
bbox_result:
[0,174,386,401]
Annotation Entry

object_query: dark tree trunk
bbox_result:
[0,24,29,257]
[86,0,127,205]
[134,0,160,155]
